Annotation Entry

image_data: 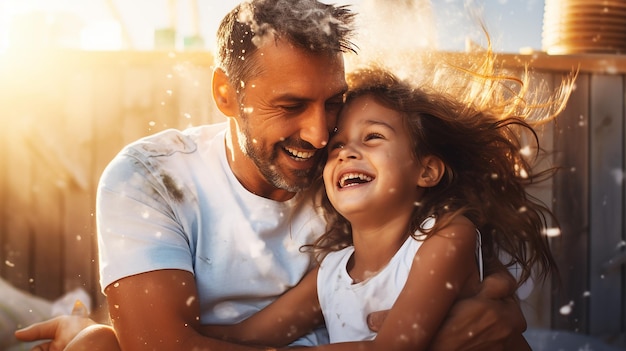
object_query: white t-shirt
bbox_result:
[97,122,328,345]
[317,218,483,343]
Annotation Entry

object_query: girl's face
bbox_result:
[323,94,425,224]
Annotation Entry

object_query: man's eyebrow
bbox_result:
[270,90,347,103]
[271,93,309,102]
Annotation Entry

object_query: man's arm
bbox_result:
[367,264,528,351]
[104,269,275,351]
[17,269,279,351]
[201,267,323,347]
[427,269,528,351]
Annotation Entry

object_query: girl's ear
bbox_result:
[212,68,238,117]
[416,155,445,188]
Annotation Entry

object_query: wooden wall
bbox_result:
[550,71,626,343]
[0,50,223,313]
[0,50,624,342]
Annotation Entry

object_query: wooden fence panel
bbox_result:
[589,74,624,338]
[552,73,591,333]
[0,51,220,311]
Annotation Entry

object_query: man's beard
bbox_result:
[239,128,315,193]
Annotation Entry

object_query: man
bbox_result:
[16,1,525,350]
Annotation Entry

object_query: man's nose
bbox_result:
[300,106,330,149]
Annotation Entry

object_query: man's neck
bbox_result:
[224,126,296,202]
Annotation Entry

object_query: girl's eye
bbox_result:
[365,132,384,141]
[329,141,344,150]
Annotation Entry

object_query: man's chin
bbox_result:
[274,171,315,193]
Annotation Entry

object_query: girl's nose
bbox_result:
[338,143,359,161]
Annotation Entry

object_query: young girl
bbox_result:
[202,65,567,350]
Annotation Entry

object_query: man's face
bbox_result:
[232,40,347,197]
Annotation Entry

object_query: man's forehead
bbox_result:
[250,43,346,85]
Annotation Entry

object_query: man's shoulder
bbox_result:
[125,122,227,158]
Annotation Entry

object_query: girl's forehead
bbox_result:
[339,95,401,126]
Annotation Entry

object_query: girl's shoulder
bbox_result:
[421,214,476,238]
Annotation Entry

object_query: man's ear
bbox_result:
[212,67,238,117]
[416,155,445,188]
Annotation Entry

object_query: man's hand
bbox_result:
[428,270,528,351]
[14,315,97,351]
[367,268,529,351]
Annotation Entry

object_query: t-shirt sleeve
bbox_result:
[97,151,193,293]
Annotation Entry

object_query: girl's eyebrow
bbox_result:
[333,116,396,137]
[364,119,396,132]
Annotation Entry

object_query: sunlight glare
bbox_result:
[80,20,122,50]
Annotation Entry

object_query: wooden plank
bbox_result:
[519,71,556,329]
[122,66,157,144]
[61,68,97,300]
[588,74,623,338]
[26,79,66,300]
[1,127,34,291]
[551,73,590,333]
[153,61,181,133]
[622,76,626,338]
[92,66,125,312]
[0,65,8,279]
[1,91,43,291]
[174,63,223,127]
[30,176,64,300]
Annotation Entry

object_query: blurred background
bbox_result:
[0,0,545,53]
[1,0,625,350]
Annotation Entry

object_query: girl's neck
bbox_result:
[347,218,412,283]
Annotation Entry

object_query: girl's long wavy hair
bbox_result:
[305,54,575,286]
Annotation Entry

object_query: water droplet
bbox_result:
[543,227,561,237]
[559,301,574,315]
[186,296,195,306]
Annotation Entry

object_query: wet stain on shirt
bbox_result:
[161,172,185,202]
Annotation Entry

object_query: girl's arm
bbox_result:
[201,267,324,347]
[371,216,481,350]
[294,216,481,351]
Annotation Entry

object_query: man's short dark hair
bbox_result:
[216,0,357,86]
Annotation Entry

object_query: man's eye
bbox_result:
[280,104,303,112]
